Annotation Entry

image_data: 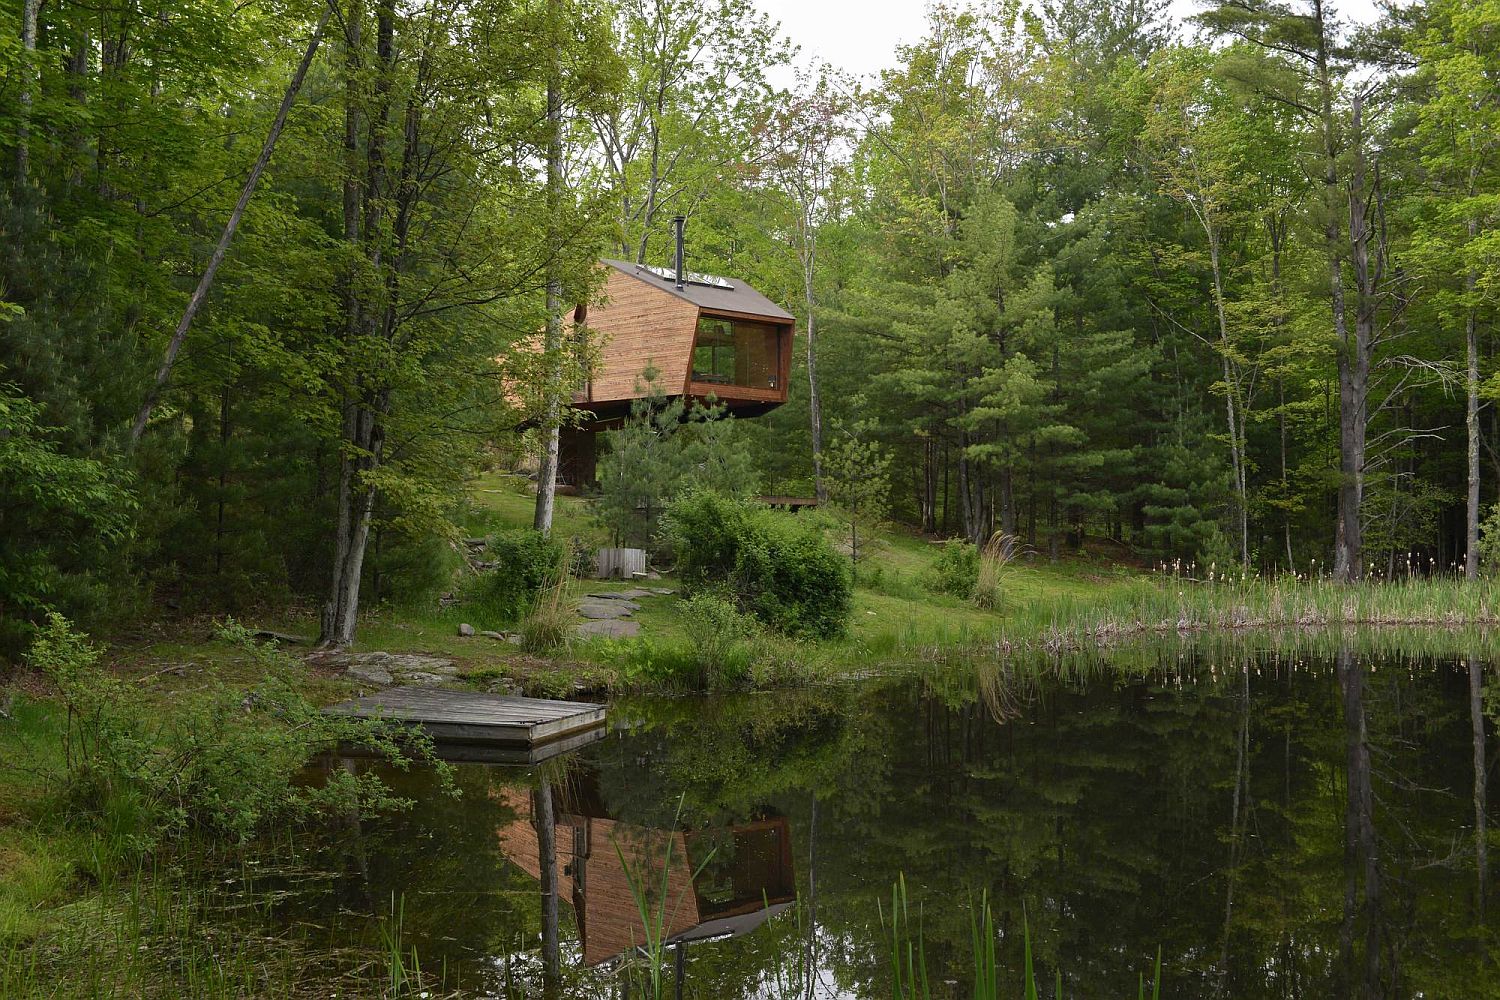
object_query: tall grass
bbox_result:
[882,876,1164,999]
[519,540,578,653]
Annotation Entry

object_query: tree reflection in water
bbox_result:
[278,651,1497,998]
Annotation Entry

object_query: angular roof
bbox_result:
[601,258,795,322]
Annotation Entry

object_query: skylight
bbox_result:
[641,264,735,291]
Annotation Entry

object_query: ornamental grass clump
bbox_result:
[519,542,577,653]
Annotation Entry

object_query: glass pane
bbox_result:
[692,316,781,390]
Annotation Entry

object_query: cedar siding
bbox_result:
[578,261,795,422]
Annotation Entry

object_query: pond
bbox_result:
[244,645,1496,997]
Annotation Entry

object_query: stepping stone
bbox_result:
[577,619,640,639]
[578,600,636,620]
[586,589,655,601]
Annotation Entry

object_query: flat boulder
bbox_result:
[313,651,460,687]
[578,600,636,620]
[577,619,640,639]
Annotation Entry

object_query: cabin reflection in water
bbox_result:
[494,775,795,968]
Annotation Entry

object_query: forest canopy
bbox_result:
[1,0,1497,650]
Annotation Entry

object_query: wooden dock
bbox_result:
[323,686,606,749]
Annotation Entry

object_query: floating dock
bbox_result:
[323,686,607,754]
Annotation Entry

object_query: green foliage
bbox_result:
[472,529,567,626]
[1478,503,1500,575]
[926,540,979,599]
[823,417,893,578]
[678,590,761,689]
[664,489,852,638]
[0,385,135,654]
[22,614,449,860]
[595,375,758,553]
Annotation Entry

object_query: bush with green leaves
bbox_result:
[1478,503,1500,575]
[23,614,449,860]
[664,490,851,639]
[925,540,979,599]
[680,591,761,690]
[471,528,567,625]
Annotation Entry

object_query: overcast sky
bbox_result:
[750,0,1384,83]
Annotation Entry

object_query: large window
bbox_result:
[691,316,782,390]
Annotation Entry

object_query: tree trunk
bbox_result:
[129,7,331,444]
[1466,221,1480,579]
[921,435,937,534]
[805,298,826,503]
[533,14,564,535]
[16,0,40,184]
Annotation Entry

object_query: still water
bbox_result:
[262,647,1496,998]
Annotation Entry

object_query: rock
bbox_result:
[345,664,394,686]
[578,600,635,620]
[480,630,505,640]
[506,634,523,645]
[586,589,655,601]
[648,588,675,596]
[577,619,640,639]
[403,672,447,686]
[316,651,459,684]
[458,623,476,637]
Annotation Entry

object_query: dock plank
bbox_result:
[323,686,606,747]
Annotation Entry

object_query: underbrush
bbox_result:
[0,614,454,971]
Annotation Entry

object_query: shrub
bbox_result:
[472,528,566,625]
[664,489,852,639]
[24,614,448,862]
[925,540,978,599]
[680,591,760,689]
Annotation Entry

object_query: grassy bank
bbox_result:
[67,473,1500,696]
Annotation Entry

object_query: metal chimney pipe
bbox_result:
[672,215,686,290]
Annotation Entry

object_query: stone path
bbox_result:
[571,587,673,639]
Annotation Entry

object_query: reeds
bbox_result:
[882,876,1164,999]
[613,794,716,1000]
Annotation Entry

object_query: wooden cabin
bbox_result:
[561,256,796,488]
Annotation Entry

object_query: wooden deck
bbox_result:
[322,686,606,748]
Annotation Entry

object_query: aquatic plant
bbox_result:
[613,794,717,1000]
[882,876,1165,999]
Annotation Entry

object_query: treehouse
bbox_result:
[560,222,796,487]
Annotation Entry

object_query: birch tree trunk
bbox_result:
[129,7,332,444]
[533,16,565,535]
[804,269,826,503]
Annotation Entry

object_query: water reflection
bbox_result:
[273,648,1498,998]
[494,769,796,970]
